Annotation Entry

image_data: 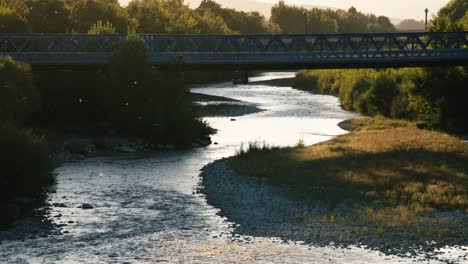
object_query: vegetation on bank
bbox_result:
[295,67,468,132]
[0,56,54,228]
[294,0,468,133]
[230,117,468,227]
[30,35,211,146]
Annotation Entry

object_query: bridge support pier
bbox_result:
[233,70,249,85]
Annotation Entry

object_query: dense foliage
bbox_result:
[296,0,468,132]
[0,0,404,34]
[0,56,40,125]
[196,0,273,34]
[0,124,53,203]
[297,66,468,132]
[0,57,53,227]
[270,0,395,34]
[99,34,210,144]
[31,36,210,145]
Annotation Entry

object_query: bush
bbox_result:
[362,70,399,116]
[0,56,41,125]
[88,20,116,34]
[294,70,341,95]
[0,124,54,202]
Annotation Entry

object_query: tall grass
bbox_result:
[230,118,468,224]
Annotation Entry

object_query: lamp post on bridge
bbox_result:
[425,8,429,31]
[303,9,308,34]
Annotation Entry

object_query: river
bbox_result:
[0,72,459,263]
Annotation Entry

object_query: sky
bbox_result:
[118,0,450,21]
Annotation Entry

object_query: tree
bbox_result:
[26,0,70,33]
[270,2,395,34]
[127,0,200,33]
[197,0,269,34]
[69,0,131,33]
[196,10,231,34]
[397,19,425,31]
[270,1,306,33]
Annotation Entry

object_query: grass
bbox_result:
[230,117,468,225]
[338,116,417,132]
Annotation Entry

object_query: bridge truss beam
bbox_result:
[1,32,467,69]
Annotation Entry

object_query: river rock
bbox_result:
[79,203,94,209]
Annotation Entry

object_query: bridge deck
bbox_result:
[1,32,468,69]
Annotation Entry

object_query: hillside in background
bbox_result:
[397,19,426,31]
[186,0,334,17]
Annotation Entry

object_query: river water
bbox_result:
[0,72,459,263]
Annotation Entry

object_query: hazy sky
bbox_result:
[118,0,450,21]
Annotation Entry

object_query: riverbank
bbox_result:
[192,92,264,117]
[249,77,295,87]
[200,117,468,261]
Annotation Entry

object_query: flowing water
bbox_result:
[0,72,462,263]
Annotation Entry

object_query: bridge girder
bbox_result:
[1,32,468,70]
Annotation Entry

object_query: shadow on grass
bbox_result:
[231,148,468,211]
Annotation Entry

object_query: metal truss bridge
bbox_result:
[1,31,468,69]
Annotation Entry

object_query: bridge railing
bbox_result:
[1,32,467,53]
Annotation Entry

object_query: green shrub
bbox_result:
[362,71,399,116]
[337,70,372,112]
[294,70,341,94]
[0,123,54,202]
[88,20,116,34]
[0,56,41,125]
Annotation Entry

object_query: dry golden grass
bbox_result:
[230,118,468,224]
[338,116,417,132]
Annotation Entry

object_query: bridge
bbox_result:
[1,32,468,70]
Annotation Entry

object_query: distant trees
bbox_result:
[270,1,395,34]
[126,0,200,33]
[196,0,271,34]
[397,19,425,31]
[0,0,403,35]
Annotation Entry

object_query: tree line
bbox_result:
[0,0,407,35]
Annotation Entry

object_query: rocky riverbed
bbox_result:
[199,159,468,263]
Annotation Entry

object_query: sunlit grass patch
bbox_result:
[229,118,468,225]
[338,116,417,132]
